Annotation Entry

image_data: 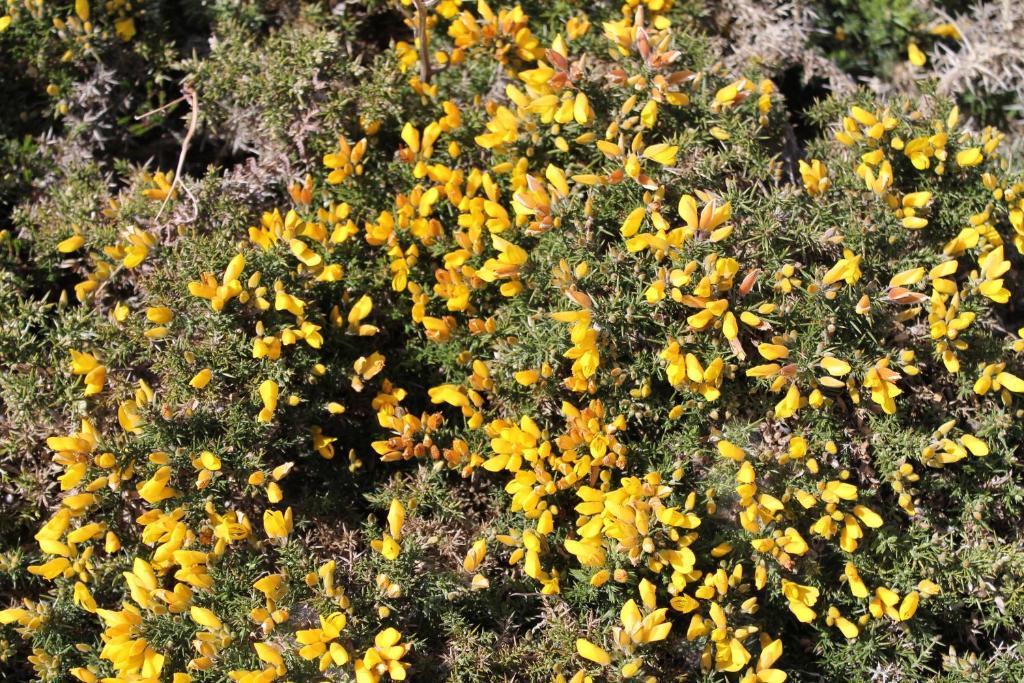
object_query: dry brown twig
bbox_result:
[155,82,200,224]
[88,86,200,302]
[134,94,187,121]
[410,0,451,85]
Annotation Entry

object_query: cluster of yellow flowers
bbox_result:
[5,0,1024,680]
[1,0,135,44]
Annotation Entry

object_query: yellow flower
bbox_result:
[956,147,983,167]
[258,380,279,422]
[739,639,786,683]
[642,143,678,166]
[189,368,212,389]
[58,234,86,252]
[324,137,368,183]
[463,539,487,572]
[143,170,176,201]
[372,499,405,560]
[863,359,902,414]
[566,15,591,39]
[678,192,732,241]
[798,159,829,196]
[576,638,611,665]
[69,350,106,396]
[474,106,519,150]
[907,41,926,66]
[614,599,672,649]
[262,507,293,540]
[296,612,349,672]
[355,628,409,682]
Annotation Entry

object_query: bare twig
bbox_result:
[156,83,200,223]
[134,94,187,121]
[412,0,440,84]
[91,263,124,301]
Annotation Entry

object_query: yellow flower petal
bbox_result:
[575,638,611,665]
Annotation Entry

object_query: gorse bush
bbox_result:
[2,0,1024,682]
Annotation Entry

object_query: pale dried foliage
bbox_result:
[931,1,1024,117]
[715,0,856,94]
